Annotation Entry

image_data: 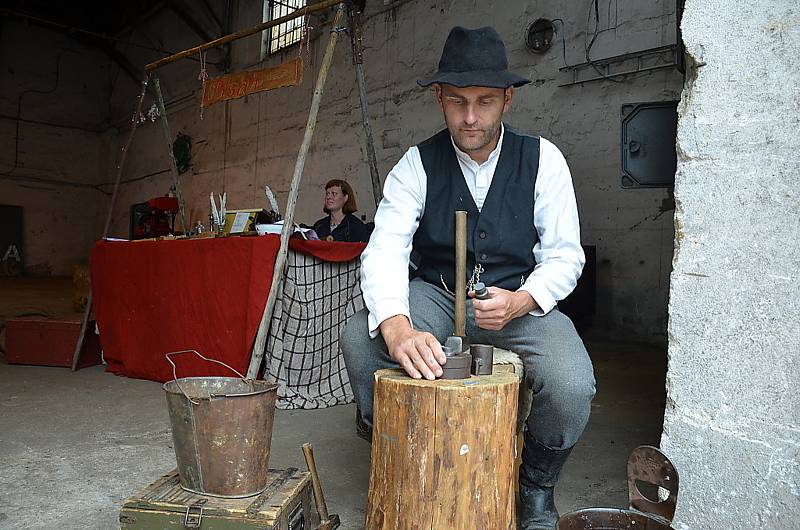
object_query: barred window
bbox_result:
[262,0,307,56]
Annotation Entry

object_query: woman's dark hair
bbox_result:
[323,179,358,215]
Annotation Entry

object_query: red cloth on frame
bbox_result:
[91,235,365,383]
[288,238,366,262]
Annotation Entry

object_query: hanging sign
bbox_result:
[201,57,303,107]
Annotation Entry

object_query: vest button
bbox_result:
[480,253,488,260]
[479,231,487,239]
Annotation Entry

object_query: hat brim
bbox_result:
[417,69,531,89]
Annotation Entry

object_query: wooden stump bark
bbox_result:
[366,369,519,530]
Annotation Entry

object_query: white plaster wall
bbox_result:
[661,0,800,527]
[0,22,109,275]
[107,0,684,342]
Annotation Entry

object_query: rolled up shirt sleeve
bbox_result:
[519,138,585,316]
[360,147,426,337]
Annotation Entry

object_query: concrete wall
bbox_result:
[0,21,110,276]
[107,0,683,343]
[661,0,800,528]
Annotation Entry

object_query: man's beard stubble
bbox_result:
[448,116,502,155]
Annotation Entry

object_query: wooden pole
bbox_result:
[144,0,344,72]
[246,5,347,379]
[348,8,382,207]
[454,211,468,337]
[152,76,189,233]
[71,75,151,371]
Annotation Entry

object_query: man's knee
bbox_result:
[552,374,595,415]
[526,353,596,407]
[524,369,595,449]
[340,309,369,357]
[340,309,393,379]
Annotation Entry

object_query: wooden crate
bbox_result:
[4,315,102,368]
[119,468,318,530]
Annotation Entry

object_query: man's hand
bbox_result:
[470,287,537,331]
[379,315,446,380]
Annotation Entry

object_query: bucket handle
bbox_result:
[165,350,249,405]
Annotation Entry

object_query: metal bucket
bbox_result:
[163,350,278,498]
[557,509,674,530]
[557,446,678,530]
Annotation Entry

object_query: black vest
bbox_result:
[412,127,540,293]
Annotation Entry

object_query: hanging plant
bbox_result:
[173,132,192,174]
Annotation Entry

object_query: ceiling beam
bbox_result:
[103,43,156,96]
[0,9,150,89]
[198,0,224,32]
[167,0,216,43]
[114,0,168,39]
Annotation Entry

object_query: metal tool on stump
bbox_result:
[302,443,340,530]
[439,211,472,379]
[470,344,494,375]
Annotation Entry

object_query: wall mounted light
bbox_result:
[526,18,555,54]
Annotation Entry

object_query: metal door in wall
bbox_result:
[0,205,24,276]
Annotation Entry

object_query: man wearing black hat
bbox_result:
[341,26,596,529]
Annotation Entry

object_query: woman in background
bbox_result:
[312,179,369,242]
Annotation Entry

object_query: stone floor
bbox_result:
[0,276,667,529]
[0,339,666,529]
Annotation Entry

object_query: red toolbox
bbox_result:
[4,315,102,368]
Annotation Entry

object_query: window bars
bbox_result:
[263,0,307,55]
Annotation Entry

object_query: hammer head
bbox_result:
[443,335,469,356]
[317,514,340,530]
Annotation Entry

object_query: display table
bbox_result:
[91,236,365,409]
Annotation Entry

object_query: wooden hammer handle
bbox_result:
[454,211,468,337]
[302,443,331,523]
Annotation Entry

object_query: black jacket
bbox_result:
[312,213,369,243]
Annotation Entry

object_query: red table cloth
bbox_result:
[91,235,365,382]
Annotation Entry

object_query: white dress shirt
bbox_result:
[361,125,585,337]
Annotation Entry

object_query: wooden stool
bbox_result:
[366,369,519,530]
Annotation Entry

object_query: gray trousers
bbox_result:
[341,279,596,450]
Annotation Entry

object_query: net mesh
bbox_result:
[264,249,362,409]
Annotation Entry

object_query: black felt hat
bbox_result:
[417,26,531,89]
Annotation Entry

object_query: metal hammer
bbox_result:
[302,443,340,530]
[435,211,474,380]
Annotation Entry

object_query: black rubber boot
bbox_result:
[518,435,574,530]
[355,406,373,443]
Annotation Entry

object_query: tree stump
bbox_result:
[366,369,519,530]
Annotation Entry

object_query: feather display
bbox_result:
[219,192,227,229]
[264,185,280,215]
[210,192,220,226]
